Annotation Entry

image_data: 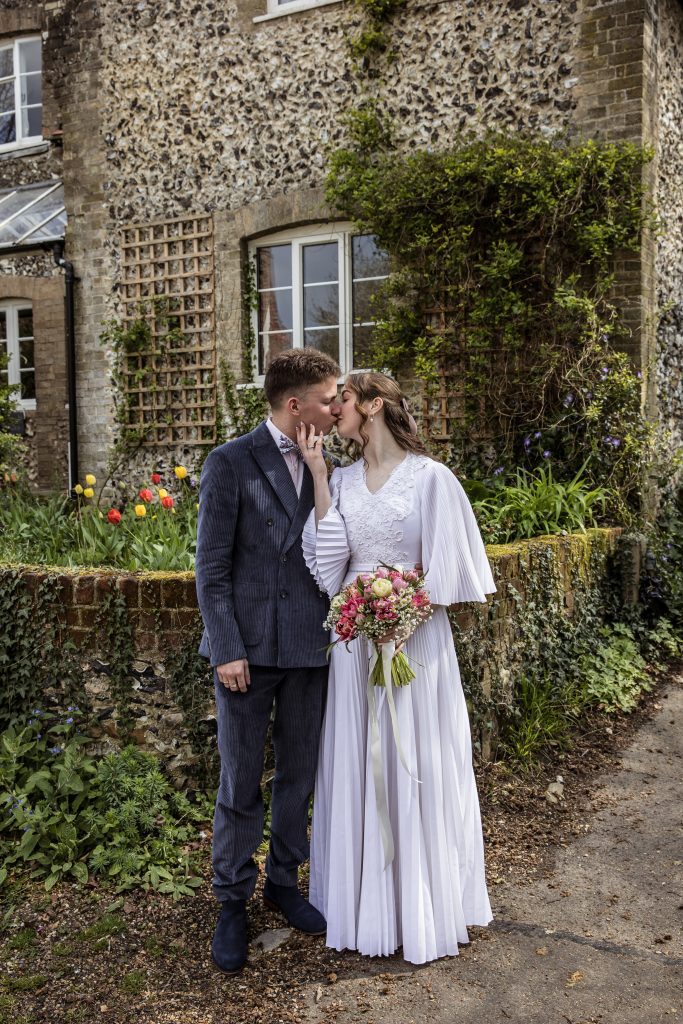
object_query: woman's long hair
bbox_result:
[345,372,429,462]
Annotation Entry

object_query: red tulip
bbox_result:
[151,473,162,485]
[107,508,122,525]
[139,488,154,502]
[161,495,174,509]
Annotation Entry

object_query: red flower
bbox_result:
[151,473,162,485]
[161,495,174,509]
[107,508,122,525]
[139,488,154,502]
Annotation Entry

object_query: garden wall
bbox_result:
[0,527,632,784]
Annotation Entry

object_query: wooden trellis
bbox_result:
[120,214,217,445]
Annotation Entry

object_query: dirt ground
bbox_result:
[1,672,680,1024]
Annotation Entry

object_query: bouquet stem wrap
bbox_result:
[367,640,421,869]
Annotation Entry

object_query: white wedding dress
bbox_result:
[301,453,496,965]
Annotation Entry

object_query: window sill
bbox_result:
[253,0,344,23]
[0,140,49,161]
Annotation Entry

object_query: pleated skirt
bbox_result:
[309,608,492,965]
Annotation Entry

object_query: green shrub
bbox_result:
[0,713,211,897]
[501,674,574,767]
[578,623,651,713]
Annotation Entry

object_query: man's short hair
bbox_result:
[264,348,341,408]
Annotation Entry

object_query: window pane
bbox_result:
[257,244,292,290]
[0,311,6,340]
[353,325,376,367]
[352,234,390,279]
[21,105,42,138]
[303,283,338,328]
[0,80,14,113]
[19,336,34,369]
[18,309,33,338]
[19,39,41,75]
[20,72,41,106]
[259,331,292,374]
[0,48,13,80]
[258,288,292,334]
[302,242,338,284]
[304,328,339,361]
[352,279,384,324]
[20,369,35,400]
[0,113,15,145]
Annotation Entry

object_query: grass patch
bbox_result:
[77,914,125,947]
[143,936,164,957]
[5,930,36,953]
[0,974,46,992]
[51,941,73,958]
[120,969,146,995]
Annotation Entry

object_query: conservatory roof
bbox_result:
[0,180,67,251]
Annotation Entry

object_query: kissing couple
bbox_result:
[196,347,495,972]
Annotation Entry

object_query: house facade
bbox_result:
[0,0,681,489]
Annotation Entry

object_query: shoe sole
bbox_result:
[211,952,246,975]
[263,897,327,936]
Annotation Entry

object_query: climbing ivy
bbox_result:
[95,586,136,739]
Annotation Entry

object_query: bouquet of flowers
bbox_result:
[324,565,433,687]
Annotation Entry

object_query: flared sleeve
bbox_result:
[301,468,351,597]
[420,461,496,605]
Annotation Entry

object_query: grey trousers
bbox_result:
[212,664,328,902]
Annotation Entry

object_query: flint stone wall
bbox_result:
[0,526,628,783]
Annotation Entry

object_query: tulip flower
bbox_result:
[157,488,168,499]
[174,465,188,480]
[85,474,96,486]
[107,509,122,525]
[139,488,154,502]
[161,495,174,509]
[134,504,147,517]
[151,473,162,485]
[73,483,83,495]
[83,487,95,499]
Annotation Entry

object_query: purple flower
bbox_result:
[67,706,73,712]
[66,717,73,725]
[563,394,574,406]
[48,746,62,755]
[543,450,551,458]
[534,431,542,439]
[612,438,621,448]
[493,467,504,476]
[524,437,531,451]
[586,391,592,400]
[636,371,642,379]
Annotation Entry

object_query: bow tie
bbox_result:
[278,436,302,460]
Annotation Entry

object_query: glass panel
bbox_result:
[353,325,375,367]
[302,242,338,284]
[18,39,41,76]
[18,309,32,338]
[258,288,292,334]
[257,244,292,290]
[0,113,15,145]
[259,331,292,374]
[20,72,42,106]
[0,47,13,80]
[352,234,390,279]
[0,80,14,113]
[352,279,383,324]
[304,328,339,361]
[21,105,41,138]
[19,336,34,369]
[20,370,35,400]
[0,311,6,340]
[303,283,338,328]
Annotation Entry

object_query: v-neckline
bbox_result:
[361,454,410,497]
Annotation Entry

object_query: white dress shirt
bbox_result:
[265,417,303,497]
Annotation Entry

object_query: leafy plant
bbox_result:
[0,713,211,897]
[501,674,574,767]
[473,463,608,543]
[578,623,651,712]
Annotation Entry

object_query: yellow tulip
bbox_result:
[134,504,147,517]
[157,488,168,499]
[83,487,94,499]
[73,483,83,495]
[174,465,188,480]
[85,473,96,486]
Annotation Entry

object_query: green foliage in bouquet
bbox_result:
[0,712,211,897]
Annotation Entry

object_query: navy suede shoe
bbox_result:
[211,900,248,974]
[263,878,326,935]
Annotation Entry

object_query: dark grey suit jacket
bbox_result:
[195,421,332,669]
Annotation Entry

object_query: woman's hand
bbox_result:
[296,422,327,479]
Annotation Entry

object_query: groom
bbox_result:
[195,347,342,974]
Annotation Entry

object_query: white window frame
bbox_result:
[249,222,389,382]
[0,36,43,154]
[255,0,344,22]
[0,300,36,411]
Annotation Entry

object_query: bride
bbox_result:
[296,371,495,965]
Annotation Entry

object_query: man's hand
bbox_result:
[217,659,251,693]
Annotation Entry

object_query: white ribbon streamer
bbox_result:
[367,640,421,870]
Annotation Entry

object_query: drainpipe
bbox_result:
[53,241,79,491]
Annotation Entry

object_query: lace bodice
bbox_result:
[336,454,428,570]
